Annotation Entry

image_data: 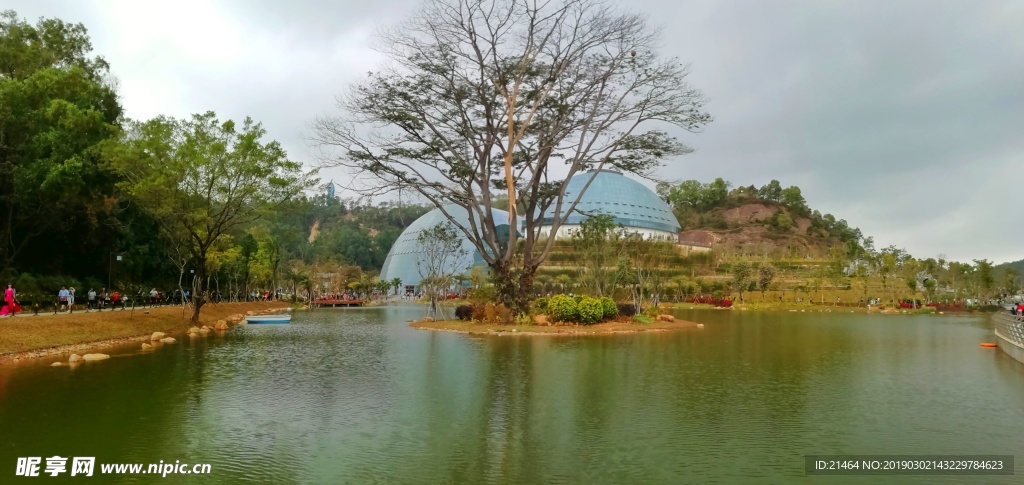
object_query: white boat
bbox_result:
[245,314,292,324]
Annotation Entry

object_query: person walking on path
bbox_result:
[58,286,70,312]
[1,284,20,317]
[87,288,96,310]
[68,287,76,310]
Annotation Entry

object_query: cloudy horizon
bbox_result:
[7,0,1022,264]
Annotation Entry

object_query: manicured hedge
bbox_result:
[599,297,617,319]
[547,294,578,322]
[577,297,604,324]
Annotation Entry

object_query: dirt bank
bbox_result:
[0,301,289,363]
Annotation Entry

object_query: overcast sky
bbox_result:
[8,0,1023,264]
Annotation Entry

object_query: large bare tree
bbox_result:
[313,0,710,312]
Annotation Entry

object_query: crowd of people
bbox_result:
[1010,302,1024,315]
[0,283,360,316]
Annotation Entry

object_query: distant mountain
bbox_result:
[994,258,1024,277]
[660,178,867,258]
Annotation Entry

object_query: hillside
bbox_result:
[661,179,865,258]
[994,258,1024,281]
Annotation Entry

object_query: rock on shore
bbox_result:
[82,353,110,361]
[68,354,81,363]
[160,337,176,343]
[150,332,166,341]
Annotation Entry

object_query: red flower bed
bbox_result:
[686,296,733,307]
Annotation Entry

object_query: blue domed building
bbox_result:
[379,204,512,291]
[540,169,680,240]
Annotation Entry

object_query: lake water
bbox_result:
[1,306,1022,483]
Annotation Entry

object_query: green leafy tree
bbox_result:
[0,11,122,275]
[757,263,776,301]
[973,259,994,299]
[780,185,808,215]
[731,261,752,301]
[922,278,937,303]
[757,180,783,202]
[312,0,710,313]
[1001,268,1019,297]
[416,222,467,319]
[107,112,310,321]
[570,213,627,297]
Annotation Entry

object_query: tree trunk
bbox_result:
[191,256,207,323]
[488,261,536,315]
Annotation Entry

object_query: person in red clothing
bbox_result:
[1017,302,1023,316]
[111,290,121,308]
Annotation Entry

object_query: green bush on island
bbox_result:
[577,297,604,324]
[548,295,579,322]
[534,297,549,312]
[573,295,584,304]
[599,297,617,319]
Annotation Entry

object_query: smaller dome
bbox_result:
[380,205,510,288]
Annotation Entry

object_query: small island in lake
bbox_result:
[412,316,702,336]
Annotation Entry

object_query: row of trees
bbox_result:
[718,245,1017,306]
[568,214,684,313]
[1,10,436,321]
[548,206,1017,308]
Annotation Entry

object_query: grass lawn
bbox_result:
[0,301,289,356]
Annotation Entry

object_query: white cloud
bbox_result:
[5,0,1023,264]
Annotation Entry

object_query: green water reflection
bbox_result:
[1,307,1021,483]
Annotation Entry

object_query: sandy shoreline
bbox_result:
[411,318,702,336]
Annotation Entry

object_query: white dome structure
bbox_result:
[539,169,680,240]
[379,204,511,290]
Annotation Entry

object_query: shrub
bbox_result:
[599,297,617,320]
[617,303,637,317]
[467,285,496,303]
[548,294,578,322]
[577,297,604,324]
[482,302,513,324]
[573,295,584,304]
[470,304,486,321]
[455,305,473,321]
[534,297,549,312]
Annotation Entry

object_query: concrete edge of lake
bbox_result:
[411,318,703,336]
[0,301,291,365]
